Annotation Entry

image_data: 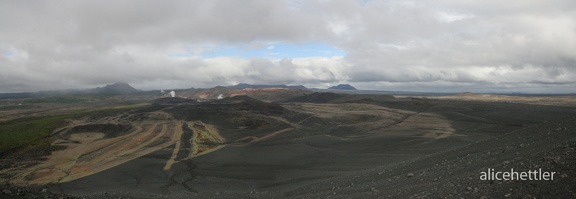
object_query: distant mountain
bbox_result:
[328,84,357,90]
[91,82,138,94]
[228,83,307,90]
[0,83,139,98]
[0,92,35,99]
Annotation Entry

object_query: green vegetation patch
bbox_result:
[24,96,88,104]
[0,104,39,111]
[0,105,150,161]
[0,115,69,159]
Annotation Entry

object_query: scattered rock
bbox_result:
[407,173,415,178]
[522,194,534,199]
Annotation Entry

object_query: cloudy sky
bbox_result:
[1,0,575,93]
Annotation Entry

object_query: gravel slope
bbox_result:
[3,100,575,199]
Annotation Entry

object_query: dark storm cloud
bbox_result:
[0,0,575,92]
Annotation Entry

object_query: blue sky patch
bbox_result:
[201,42,345,59]
[2,51,14,57]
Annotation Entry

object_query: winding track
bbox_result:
[7,111,190,185]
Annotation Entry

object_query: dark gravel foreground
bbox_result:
[0,185,75,199]
[4,115,575,199]
[279,114,576,199]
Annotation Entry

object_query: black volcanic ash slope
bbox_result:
[285,92,348,103]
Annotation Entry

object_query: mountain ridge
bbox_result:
[228,83,307,90]
[91,82,139,94]
[328,84,357,90]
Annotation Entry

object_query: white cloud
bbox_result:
[436,11,474,23]
[0,0,575,93]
